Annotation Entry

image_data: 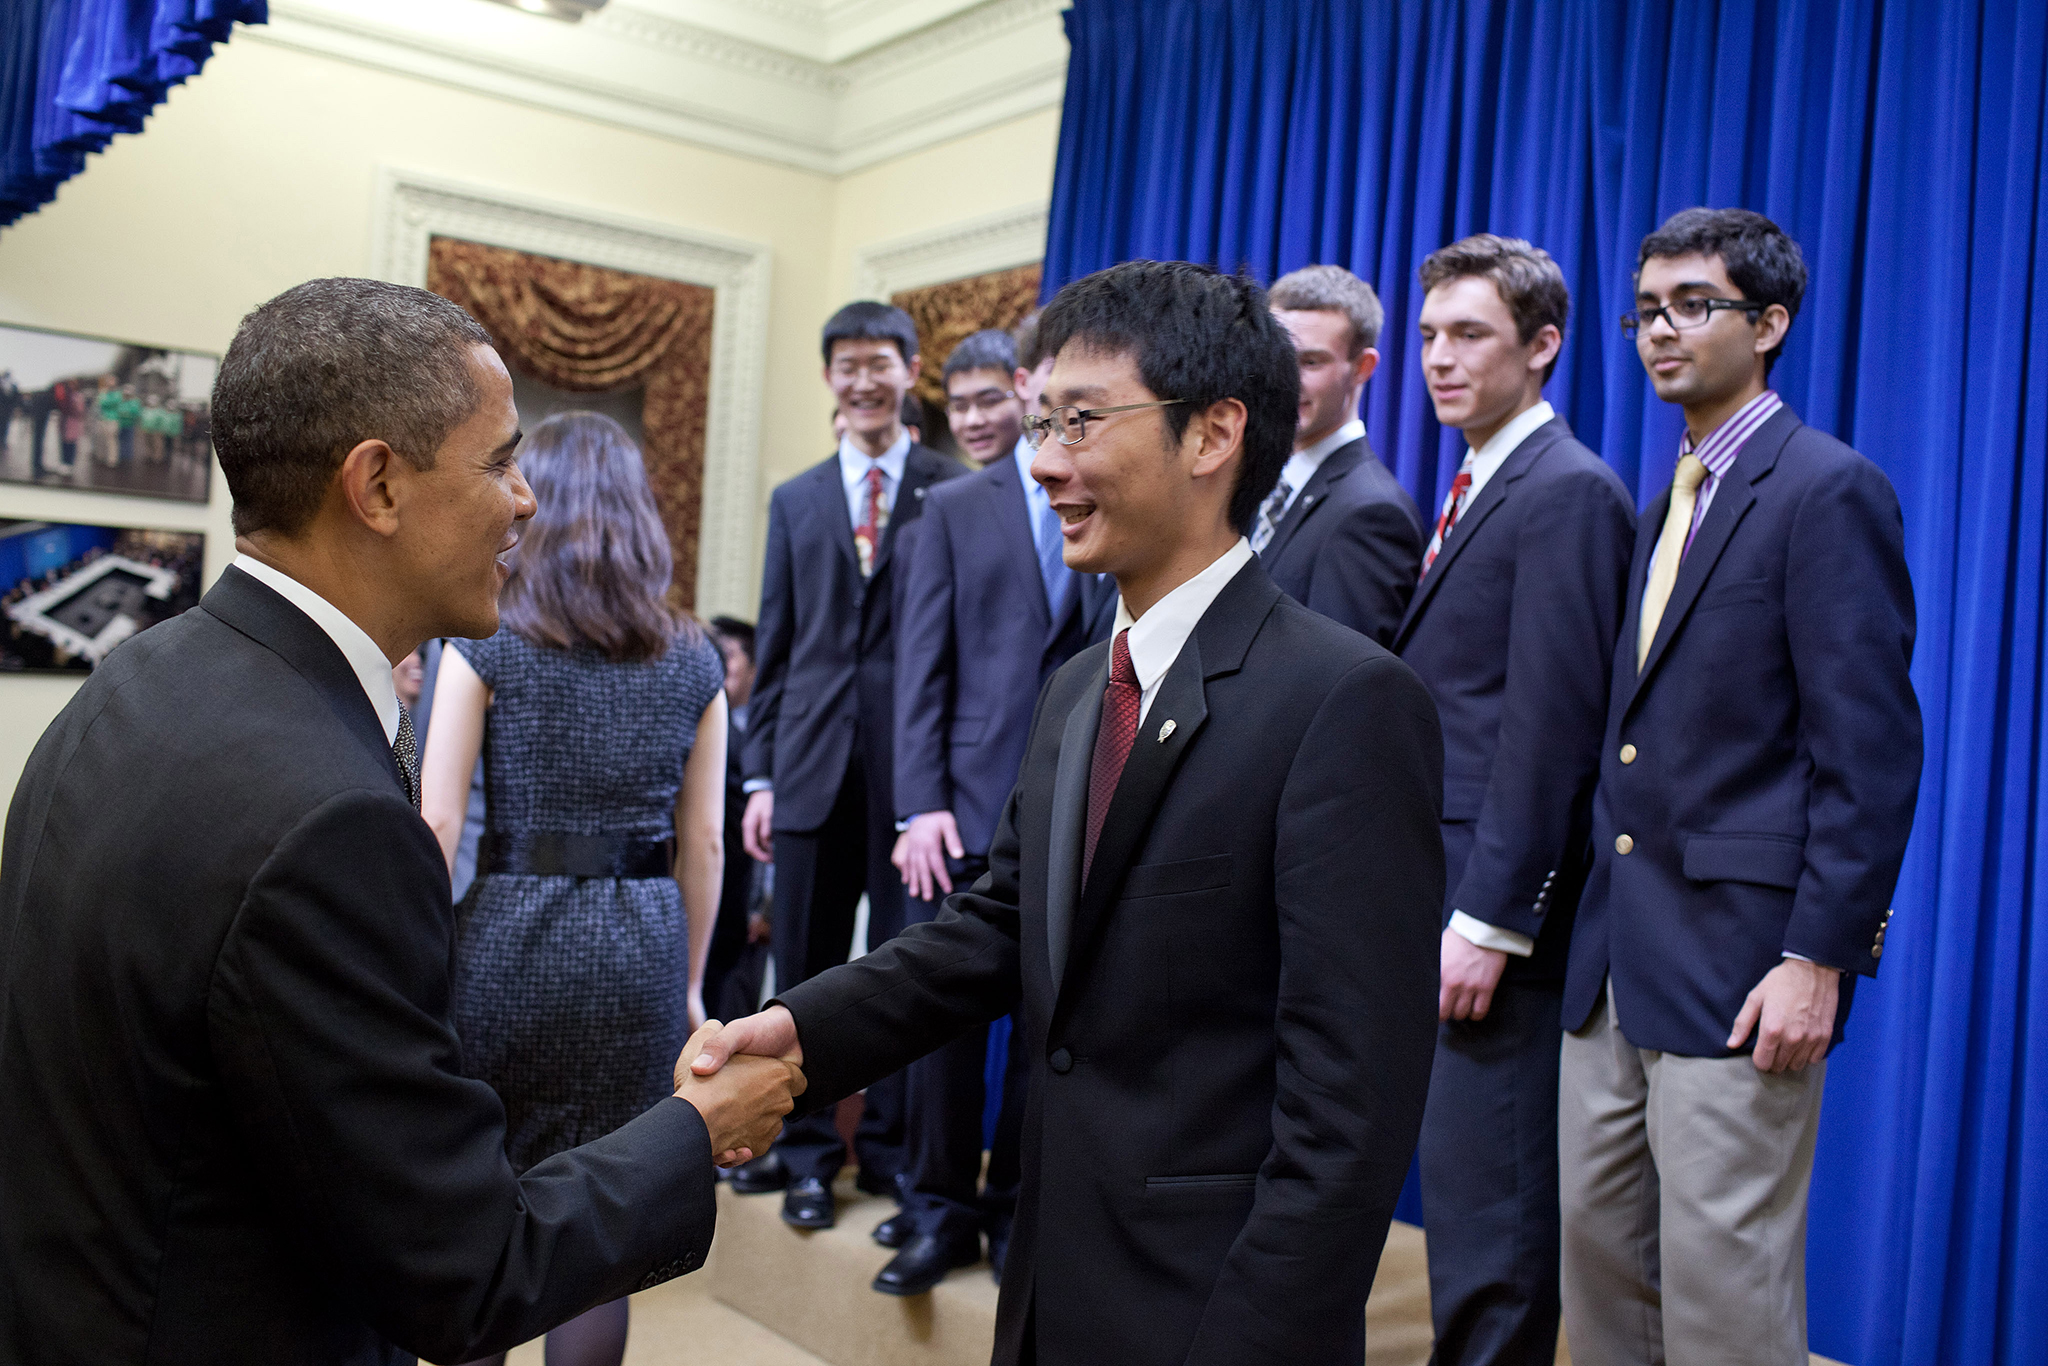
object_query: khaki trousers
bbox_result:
[1557,985,1824,1366]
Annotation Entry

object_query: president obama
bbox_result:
[694,261,1444,1366]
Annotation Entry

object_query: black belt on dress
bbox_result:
[477,832,676,879]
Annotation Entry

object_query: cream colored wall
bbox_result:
[0,38,1059,809]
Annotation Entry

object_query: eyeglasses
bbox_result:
[945,388,1018,418]
[1022,400,1188,448]
[1620,297,1765,336]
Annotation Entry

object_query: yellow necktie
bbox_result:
[1637,454,1709,672]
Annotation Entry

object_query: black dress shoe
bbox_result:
[782,1177,835,1230]
[872,1233,981,1296]
[853,1166,903,1198]
[727,1150,787,1194]
[871,1208,914,1248]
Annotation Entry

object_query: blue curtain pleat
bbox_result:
[0,0,263,229]
[1043,2,2048,1360]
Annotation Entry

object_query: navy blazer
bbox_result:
[1394,416,1636,978]
[743,445,967,832]
[893,453,1111,855]
[1258,433,1424,645]
[1564,406,1922,1056]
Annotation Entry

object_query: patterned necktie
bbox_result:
[1637,454,1710,671]
[393,706,421,810]
[1035,496,1073,615]
[853,464,888,578]
[1082,629,1141,887]
[1249,478,1294,554]
[1420,455,1475,577]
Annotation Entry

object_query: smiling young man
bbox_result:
[735,301,967,1229]
[1255,264,1423,644]
[1560,210,1921,1364]
[0,279,804,1366]
[1391,235,1636,1366]
[693,261,1445,1365]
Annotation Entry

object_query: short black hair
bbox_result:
[821,301,921,366]
[1036,261,1298,536]
[708,614,756,662]
[942,329,1019,386]
[213,278,492,537]
[1637,208,1807,373]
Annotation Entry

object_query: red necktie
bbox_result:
[853,465,887,578]
[1083,629,1141,886]
[1420,466,1473,577]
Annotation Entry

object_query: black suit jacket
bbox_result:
[894,453,1111,855]
[1393,416,1636,977]
[778,559,1444,1366]
[743,444,967,831]
[1258,433,1424,645]
[1565,406,1922,1055]
[0,568,717,1366]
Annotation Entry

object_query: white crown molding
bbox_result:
[249,0,1066,175]
[853,200,1048,299]
[371,167,771,616]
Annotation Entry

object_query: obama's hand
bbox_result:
[671,1021,805,1166]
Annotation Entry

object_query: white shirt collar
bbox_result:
[1110,538,1254,722]
[1461,400,1554,507]
[1280,417,1366,498]
[233,553,400,744]
[838,428,911,492]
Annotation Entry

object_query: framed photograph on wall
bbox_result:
[0,321,215,504]
[1,520,205,674]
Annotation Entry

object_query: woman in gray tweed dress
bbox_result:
[419,411,727,1366]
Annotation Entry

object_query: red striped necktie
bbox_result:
[1082,629,1141,886]
[1421,463,1473,577]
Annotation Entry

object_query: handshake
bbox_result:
[671,1007,806,1167]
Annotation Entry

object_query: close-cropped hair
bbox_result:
[1013,309,1045,371]
[821,301,921,366]
[497,411,696,664]
[1267,264,1385,356]
[1037,261,1299,536]
[1636,207,1807,372]
[943,329,1019,385]
[1419,234,1572,381]
[212,278,491,537]
[708,615,755,663]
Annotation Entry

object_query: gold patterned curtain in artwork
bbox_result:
[892,262,1043,448]
[427,237,714,606]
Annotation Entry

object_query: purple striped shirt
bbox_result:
[1678,389,1783,557]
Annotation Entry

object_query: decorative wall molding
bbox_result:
[250,0,1067,175]
[372,168,771,615]
[853,200,1048,299]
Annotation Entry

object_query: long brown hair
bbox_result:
[497,411,697,662]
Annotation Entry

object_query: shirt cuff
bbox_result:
[1449,910,1535,958]
[895,813,925,832]
[1781,951,1840,971]
[742,778,772,795]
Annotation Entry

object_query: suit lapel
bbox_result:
[987,454,1054,634]
[1393,421,1560,650]
[803,455,861,578]
[1044,666,1103,995]
[873,444,943,581]
[1263,435,1369,564]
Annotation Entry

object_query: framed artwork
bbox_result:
[0,321,215,504]
[1,520,205,674]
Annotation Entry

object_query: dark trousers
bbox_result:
[902,854,1027,1244]
[1418,976,1565,1366]
[769,750,909,1186]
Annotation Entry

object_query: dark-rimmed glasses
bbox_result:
[1022,400,1188,448]
[1620,297,1765,336]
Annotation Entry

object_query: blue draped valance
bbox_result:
[2,0,265,229]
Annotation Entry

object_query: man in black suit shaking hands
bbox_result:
[694,261,1445,1366]
[0,279,803,1366]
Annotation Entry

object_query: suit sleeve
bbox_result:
[742,490,795,785]
[1303,498,1422,646]
[209,789,716,1364]
[893,496,958,820]
[1185,654,1444,1365]
[1454,469,1636,939]
[1782,454,1921,974]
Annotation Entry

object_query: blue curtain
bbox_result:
[1,0,265,229]
[1044,2,2048,1362]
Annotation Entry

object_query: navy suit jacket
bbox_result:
[1394,416,1636,978]
[894,453,1112,855]
[743,445,967,832]
[1565,405,1922,1056]
[1258,433,1424,645]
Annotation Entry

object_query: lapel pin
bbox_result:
[1157,719,1176,743]
[913,486,925,499]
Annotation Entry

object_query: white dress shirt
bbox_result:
[1110,538,1255,724]
[233,553,400,744]
[1012,434,1054,529]
[1274,417,1366,515]
[837,428,911,527]
[1440,400,1555,960]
